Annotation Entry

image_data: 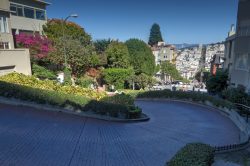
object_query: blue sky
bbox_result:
[46,0,238,44]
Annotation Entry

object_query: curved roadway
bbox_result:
[0,101,240,166]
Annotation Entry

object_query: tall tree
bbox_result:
[93,39,112,66]
[125,39,156,76]
[105,41,130,68]
[148,23,164,46]
[43,19,99,77]
[161,61,182,80]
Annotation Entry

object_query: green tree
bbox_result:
[43,19,91,46]
[125,39,156,76]
[105,42,130,68]
[161,61,182,80]
[93,39,112,66]
[43,19,99,78]
[134,73,156,89]
[206,69,228,94]
[48,38,99,77]
[94,39,112,54]
[148,23,164,46]
[102,68,134,89]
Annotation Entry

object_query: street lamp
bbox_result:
[62,14,78,68]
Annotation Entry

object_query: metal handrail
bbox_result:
[234,103,250,123]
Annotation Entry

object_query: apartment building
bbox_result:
[224,0,250,92]
[152,42,176,65]
[0,0,50,76]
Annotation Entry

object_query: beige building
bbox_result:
[0,0,50,76]
[152,42,176,65]
[224,0,250,93]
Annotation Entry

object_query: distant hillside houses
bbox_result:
[176,43,225,80]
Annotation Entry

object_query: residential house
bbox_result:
[224,0,250,92]
[0,0,50,76]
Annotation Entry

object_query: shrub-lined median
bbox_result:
[0,73,145,121]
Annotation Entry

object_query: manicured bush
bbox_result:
[137,90,234,110]
[0,81,90,107]
[0,73,106,100]
[167,143,214,166]
[83,99,142,119]
[32,64,57,80]
[102,68,134,90]
[101,94,134,106]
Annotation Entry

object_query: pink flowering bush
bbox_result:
[16,33,53,61]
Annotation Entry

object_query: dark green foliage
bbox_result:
[83,100,142,119]
[102,68,134,89]
[133,73,156,89]
[195,71,210,83]
[105,42,130,68]
[94,39,112,54]
[32,64,57,80]
[161,61,182,80]
[0,81,90,106]
[222,85,248,104]
[137,90,234,109]
[76,76,95,88]
[101,94,135,106]
[206,69,228,95]
[125,39,156,76]
[167,143,214,166]
[148,23,164,46]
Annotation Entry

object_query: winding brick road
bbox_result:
[0,101,240,166]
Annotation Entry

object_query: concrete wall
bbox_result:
[0,0,10,12]
[0,49,31,76]
[10,15,47,34]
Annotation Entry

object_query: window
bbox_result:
[10,4,17,15]
[0,42,10,49]
[36,10,46,20]
[17,6,24,16]
[0,16,9,33]
[24,7,34,19]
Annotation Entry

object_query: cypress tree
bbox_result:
[148,23,164,46]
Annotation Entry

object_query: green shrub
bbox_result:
[32,64,57,80]
[101,94,134,106]
[102,68,134,90]
[222,85,248,105]
[76,76,94,88]
[83,100,142,119]
[167,143,214,166]
[206,69,228,95]
[0,81,90,107]
[137,90,234,110]
[0,73,106,100]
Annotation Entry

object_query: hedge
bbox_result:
[0,73,106,100]
[137,90,234,110]
[0,81,90,107]
[84,100,142,119]
[0,81,142,119]
[166,143,214,166]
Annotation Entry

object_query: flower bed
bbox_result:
[166,143,214,166]
[0,73,106,100]
[0,79,143,120]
